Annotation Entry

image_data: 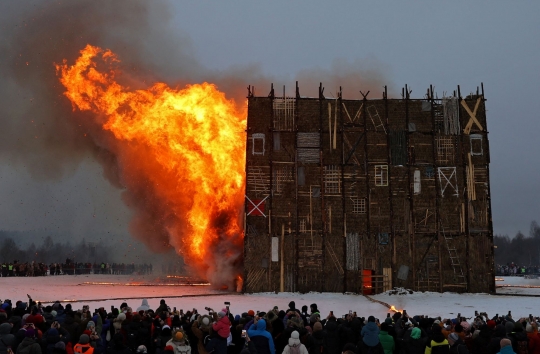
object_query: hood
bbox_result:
[141,299,149,307]
[411,327,421,339]
[0,323,12,335]
[364,321,379,333]
[255,319,267,331]
[494,324,506,338]
[289,330,301,346]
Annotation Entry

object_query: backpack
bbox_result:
[517,340,529,354]
[289,344,301,354]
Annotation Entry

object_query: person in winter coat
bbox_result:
[192,315,212,354]
[378,323,394,354]
[508,321,528,354]
[405,327,426,354]
[527,322,540,354]
[309,322,325,354]
[472,325,492,354]
[498,339,515,354]
[283,331,308,354]
[212,312,231,340]
[247,319,275,354]
[165,330,191,354]
[105,333,132,354]
[0,323,16,354]
[73,334,93,354]
[448,333,469,354]
[16,329,42,354]
[488,325,508,354]
[136,301,150,314]
[360,316,381,354]
[425,324,450,354]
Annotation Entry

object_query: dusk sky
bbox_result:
[0,1,538,246]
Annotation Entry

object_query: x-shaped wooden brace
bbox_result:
[461,98,483,134]
[245,195,268,217]
[438,167,458,196]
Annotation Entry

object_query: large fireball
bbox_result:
[56,45,246,286]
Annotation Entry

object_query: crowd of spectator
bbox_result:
[0,260,153,277]
[496,264,540,277]
[0,295,538,354]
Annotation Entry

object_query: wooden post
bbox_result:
[280,224,285,292]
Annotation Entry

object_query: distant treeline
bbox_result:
[0,235,111,264]
[494,221,540,265]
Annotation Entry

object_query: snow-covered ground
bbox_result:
[1,275,539,320]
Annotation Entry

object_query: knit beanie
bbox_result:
[79,334,90,344]
[87,321,95,329]
[487,320,496,329]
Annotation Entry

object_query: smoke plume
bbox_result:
[0,1,390,286]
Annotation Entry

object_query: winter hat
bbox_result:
[368,316,375,322]
[51,310,57,318]
[164,345,174,353]
[79,334,90,344]
[411,327,421,340]
[500,338,512,348]
[116,313,126,321]
[199,315,212,328]
[161,326,172,337]
[313,322,323,332]
[384,317,393,325]
[487,320,496,329]
[381,323,389,332]
[505,321,514,333]
[432,324,442,334]
[526,323,533,333]
[433,320,441,325]
[454,324,463,333]
[448,333,459,346]
[514,322,523,332]
[54,341,66,350]
[49,328,59,336]
[25,329,35,338]
[137,345,148,353]
[247,310,255,316]
[87,321,95,328]
[309,313,319,323]
[221,308,228,314]
[218,311,226,318]
[288,330,301,346]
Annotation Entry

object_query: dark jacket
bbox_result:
[16,337,42,354]
[361,322,380,347]
[0,323,16,354]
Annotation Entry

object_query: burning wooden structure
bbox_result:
[243,83,494,294]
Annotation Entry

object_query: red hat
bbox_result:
[487,320,496,329]
[248,310,255,316]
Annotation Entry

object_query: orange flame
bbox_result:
[56,45,246,283]
[390,305,398,312]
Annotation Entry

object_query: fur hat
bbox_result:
[448,333,459,346]
[287,316,303,328]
